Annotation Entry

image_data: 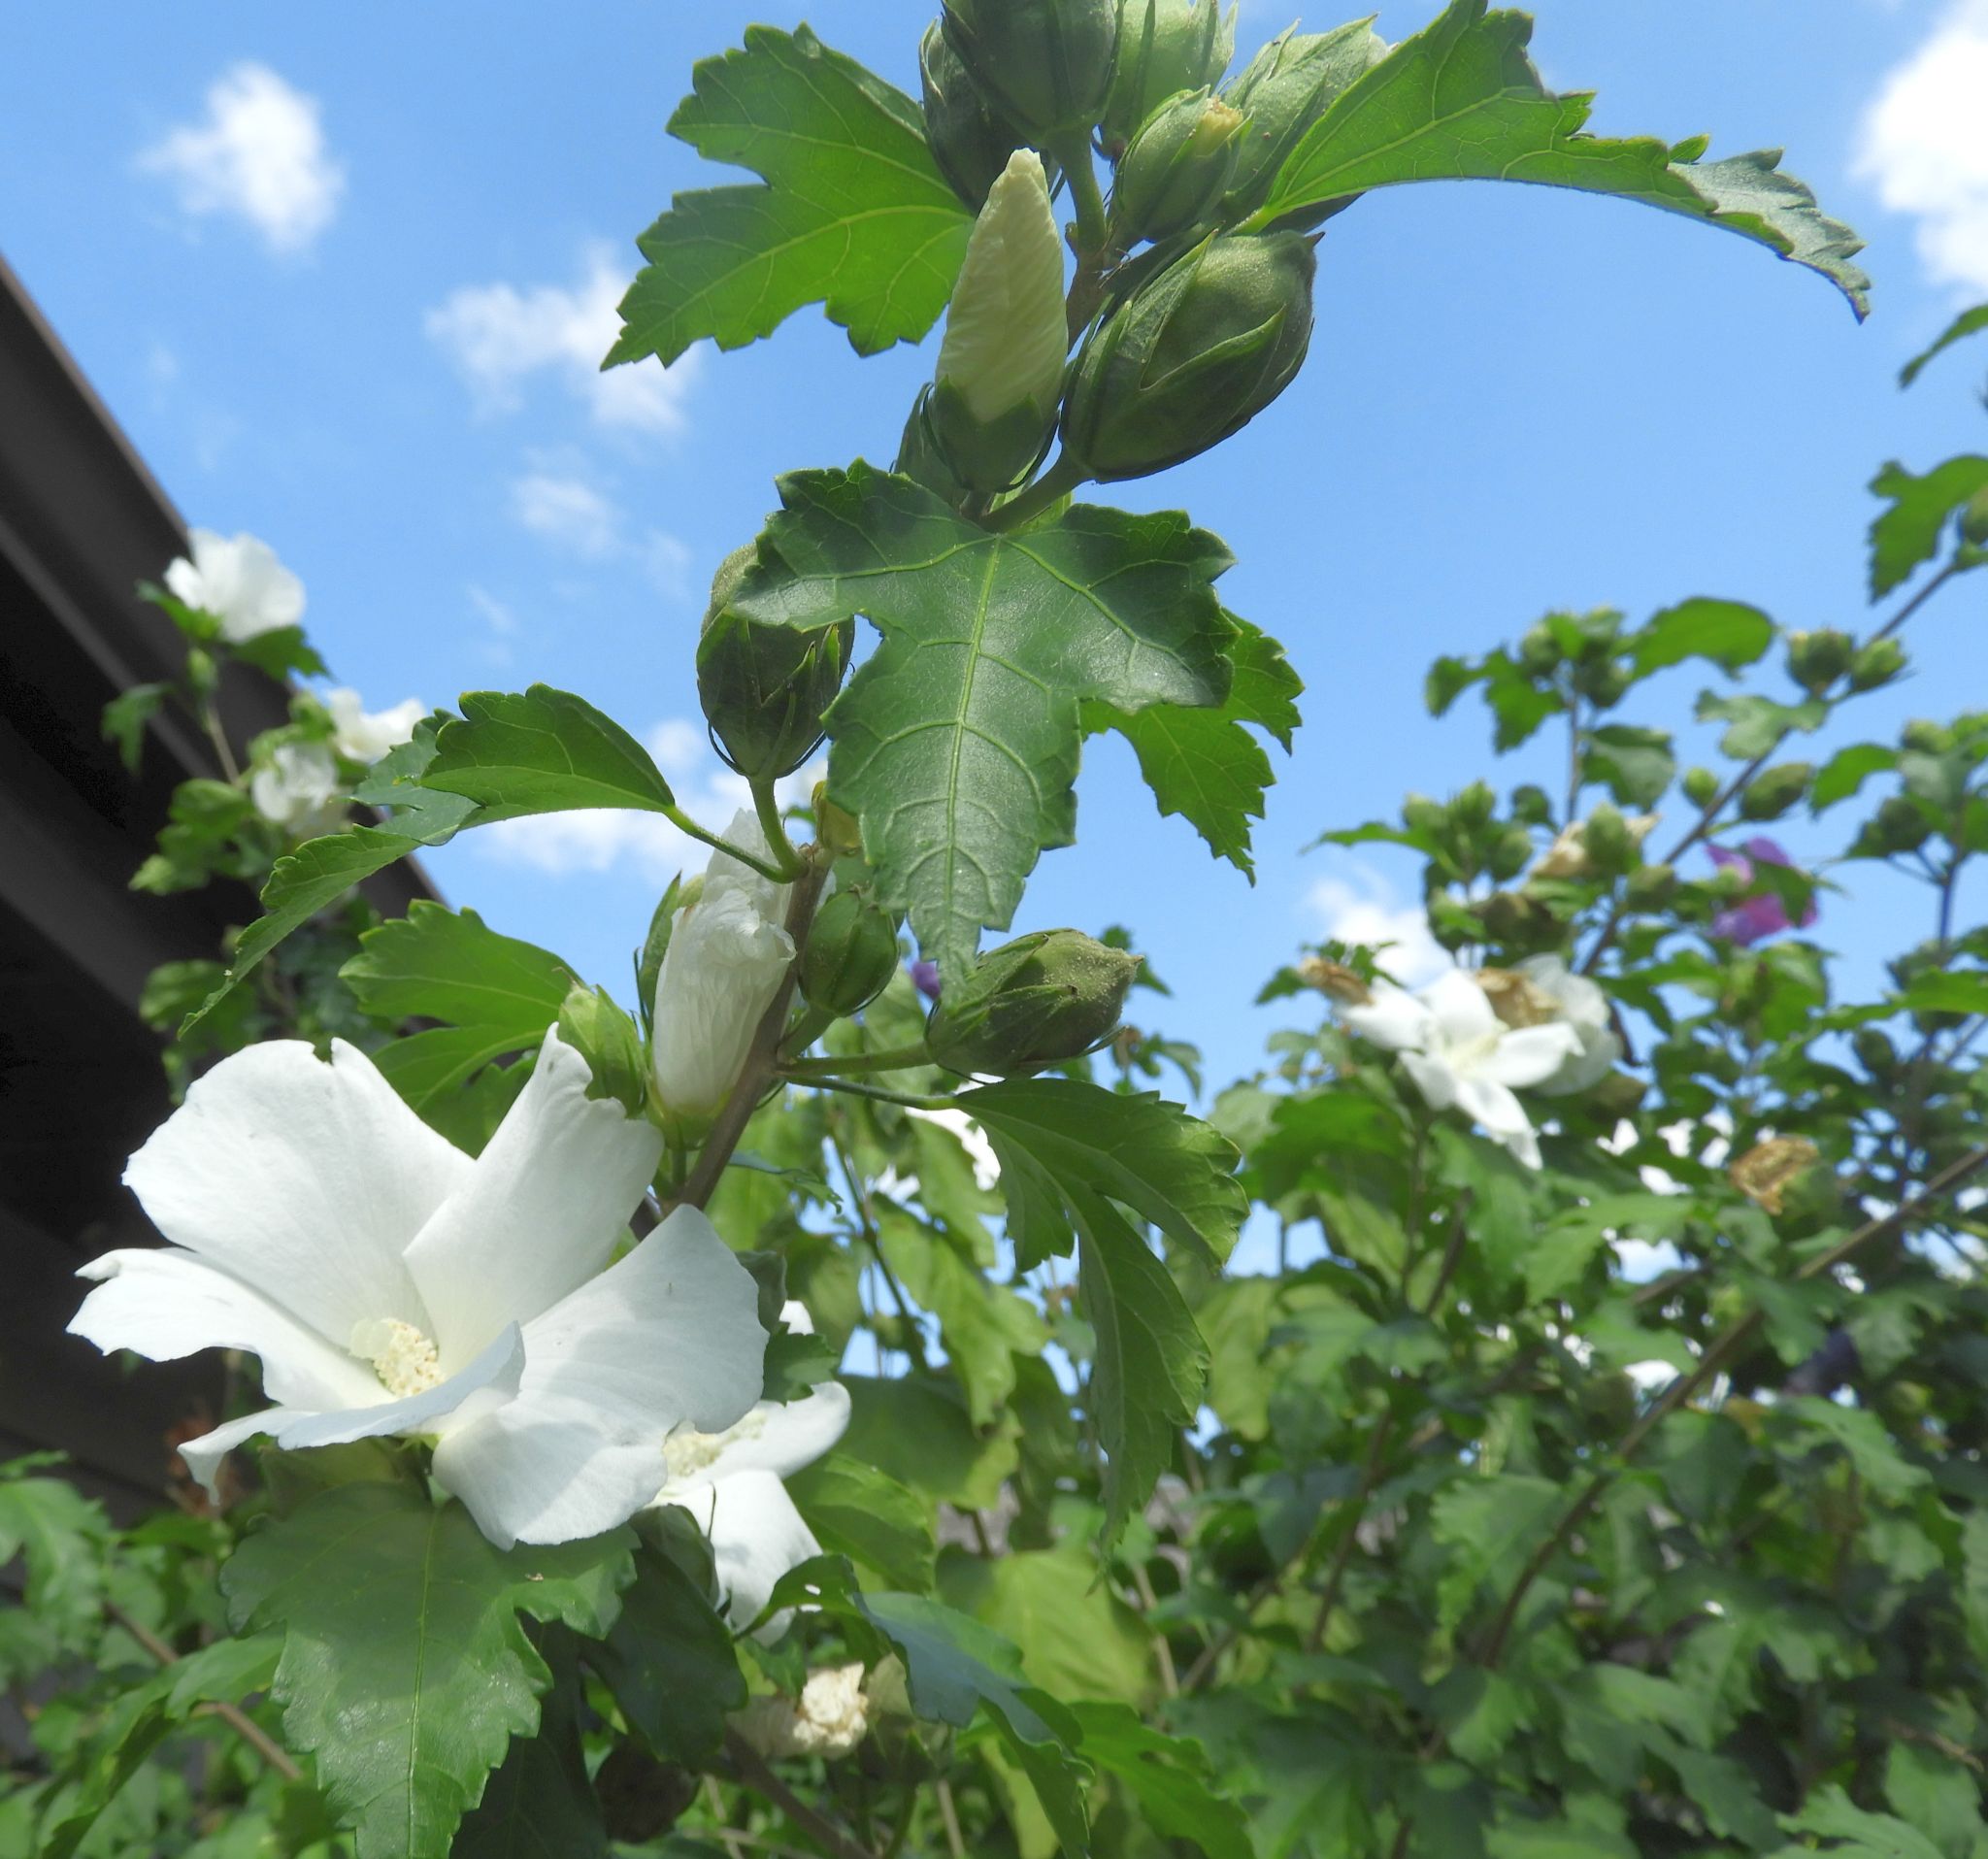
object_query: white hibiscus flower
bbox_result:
[69,1029,767,1548]
[164,529,305,643]
[654,1299,849,1639]
[1342,969,1583,1169]
[248,742,343,833]
[325,688,424,764]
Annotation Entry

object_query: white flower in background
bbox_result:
[325,688,424,764]
[163,528,305,643]
[653,1298,850,1639]
[1342,969,1583,1169]
[731,1662,870,1760]
[1484,955,1622,1097]
[69,1029,767,1548]
[248,742,342,833]
[650,812,796,1120]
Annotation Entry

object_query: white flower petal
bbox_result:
[1342,987,1431,1052]
[326,689,424,763]
[1452,1075,1542,1169]
[403,1027,664,1368]
[1421,969,1500,1046]
[123,1040,470,1349]
[69,1247,381,1411]
[168,529,306,642]
[279,1323,524,1450]
[176,1407,296,1495]
[659,1381,851,1494]
[1399,1049,1461,1113]
[429,1206,765,1546]
[650,884,794,1118]
[1516,954,1610,1034]
[678,1467,824,1642]
[1476,1022,1584,1089]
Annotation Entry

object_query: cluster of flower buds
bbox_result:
[1104,0,1236,151]
[939,0,1119,143]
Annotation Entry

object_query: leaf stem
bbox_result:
[783,1044,932,1079]
[106,1603,301,1782]
[804,1076,954,1112]
[663,805,794,885]
[751,779,810,880]
[983,454,1088,534]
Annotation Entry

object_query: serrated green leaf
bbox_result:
[1432,1474,1563,1635]
[960,1078,1247,1272]
[1630,597,1775,675]
[1067,1703,1252,1859]
[1254,0,1867,315]
[450,1632,604,1859]
[220,1482,633,1859]
[1090,615,1304,875]
[610,25,970,368]
[1812,742,1899,811]
[787,1452,937,1593]
[1901,302,1988,387]
[344,902,575,1033]
[854,1591,1090,1858]
[940,1546,1152,1709]
[101,681,171,774]
[732,465,1235,975]
[839,1375,1020,1510]
[424,685,678,817]
[1776,1786,1947,1859]
[0,1475,109,1646]
[1869,457,1988,597]
[587,1521,743,1767]
[1696,689,1826,759]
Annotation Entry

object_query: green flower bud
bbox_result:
[1220,21,1384,219]
[1062,231,1315,481]
[895,386,972,505]
[920,24,1033,213]
[1848,637,1906,691]
[926,929,1139,1075]
[1625,861,1676,907]
[1517,622,1561,677]
[557,983,649,1114]
[1785,627,1854,694]
[698,547,853,780]
[1572,659,1630,707]
[930,149,1070,494]
[941,0,1118,143]
[1874,793,1932,852]
[1739,762,1811,821]
[1681,766,1721,808]
[1852,1027,1896,1078]
[1111,89,1248,245]
[1583,803,1633,873]
[1487,822,1535,882]
[1901,718,1947,753]
[1963,484,1988,548]
[1402,793,1444,836]
[800,890,902,1018]
[1104,0,1237,150]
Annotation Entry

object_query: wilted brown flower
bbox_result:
[1729,1135,1822,1214]
[1299,956,1371,1005]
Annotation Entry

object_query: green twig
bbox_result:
[751,779,809,880]
[983,453,1088,534]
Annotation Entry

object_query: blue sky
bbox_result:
[5,0,1986,1100]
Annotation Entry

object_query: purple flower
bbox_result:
[910,959,942,1002]
[1706,837,1819,946]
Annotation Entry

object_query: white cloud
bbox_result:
[1303,862,1448,987]
[511,471,623,558]
[139,63,344,255]
[1855,0,1988,293]
[425,247,699,434]
[472,721,823,885]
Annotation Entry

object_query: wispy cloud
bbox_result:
[139,63,344,255]
[1303,861,1448,988]
[472,720,821,884]
[466,584,521,668]
[1855,0,1988,293]
[425,247,698,434]
[507,463,696,595]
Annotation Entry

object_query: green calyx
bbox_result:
[1111,88,1249,246]
[1103,0,1237,150]
[697,546,853,780]
[799,889,902,1018]
[920,23,1042,213]
[1220,19,1385,222]
[1785,628,1854,693]
[556,982,649,1114]
[925,928,1140,1076]
[1062,229,1316,481]
[940,0,1118,143]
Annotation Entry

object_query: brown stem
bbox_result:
[106,1603,301,1782]
[722,1728,881,1859]
[675,851,831,1212]
[935,1778,968,1859]
[1304,1408,1400,1656]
